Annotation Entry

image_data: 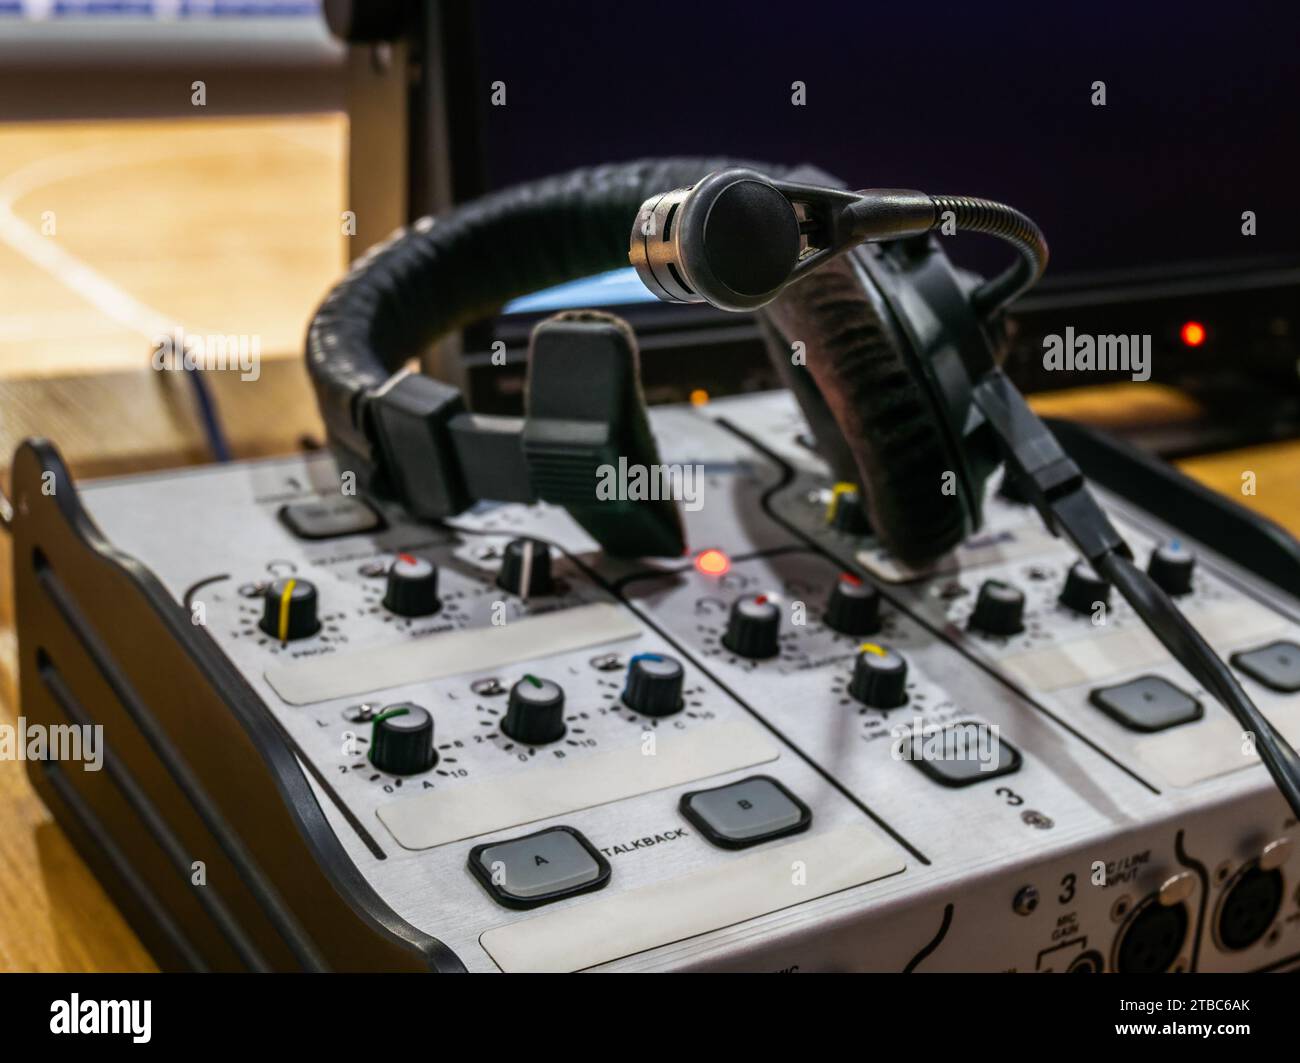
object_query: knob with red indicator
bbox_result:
[824,573,881,637]
[383,553,441,617]
[722,595,781,659]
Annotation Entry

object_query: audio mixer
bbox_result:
[12,390,1300,972]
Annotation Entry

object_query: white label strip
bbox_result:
[480,824,906,972]
[1135,703,1300,789]
[1000,599,1287,693]
[857,525,1059,584]
[376,720,780,850]
[264,602,641,705]
[1135,717,1259,788]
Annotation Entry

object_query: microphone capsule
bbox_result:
[629,169,802,312]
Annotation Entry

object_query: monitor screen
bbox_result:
[473,0,1299,288]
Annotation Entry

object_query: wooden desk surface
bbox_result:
[3,120,1300,973]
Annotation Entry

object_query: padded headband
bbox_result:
[304,157,993,567]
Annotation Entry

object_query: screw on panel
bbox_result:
[1013,885,1039,916]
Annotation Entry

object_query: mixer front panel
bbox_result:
[70,392,1300,971]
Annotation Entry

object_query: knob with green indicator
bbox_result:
[502,674,567,744]
[369,703,437,775]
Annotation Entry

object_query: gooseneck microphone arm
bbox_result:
[925,196,1048,315]
[838,190,1049,314]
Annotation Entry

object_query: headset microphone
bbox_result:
[630,169,936,311]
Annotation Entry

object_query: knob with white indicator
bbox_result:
[969,579,1026,636]
[498,537,554,597]
[1059,561,1111,615]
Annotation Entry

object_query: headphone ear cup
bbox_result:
[759,255,967,568]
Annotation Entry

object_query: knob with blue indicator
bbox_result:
[1148,540,1196,596]
[622,653,684,717]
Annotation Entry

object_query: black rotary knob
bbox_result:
[969,579,1026,636]
[259,577,320,641]
[827,486,871,534]
[497,537,554,597]
[502,675,567,745]
[369,703,436,775]
[824,573,882,637]
[848,643,909,709]
[1059,560,1111,615]
[383,553,441,617]
[622,653,684,717]
[1147,541,1196,596]
[722,595,782,659]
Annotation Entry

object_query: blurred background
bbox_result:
[0,0,1298,970]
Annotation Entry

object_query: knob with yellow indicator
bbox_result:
[259,577,320,641]
[826,482,871,535]
[848,642,908,708]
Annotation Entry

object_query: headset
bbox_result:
[306,157,1300,820]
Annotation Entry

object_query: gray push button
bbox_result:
[278,497,383,540]
[1232,640,1300,693]
[468,826,610,910]
[1089,674,1203,732]
[680,775,812,849]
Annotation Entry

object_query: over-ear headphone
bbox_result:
[304,157,1300,820]
[627,165,1051,567]
[305,157,1046,568]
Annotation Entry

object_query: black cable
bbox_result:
[928,195,1049,316]
[1094,549,1300,818]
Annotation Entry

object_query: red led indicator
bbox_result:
[1180,321,1206,347]
[695,549,730,576]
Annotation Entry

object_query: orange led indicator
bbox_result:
[695,549,730,576]
[690,389,710,406]
[1180,321,1206,347]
